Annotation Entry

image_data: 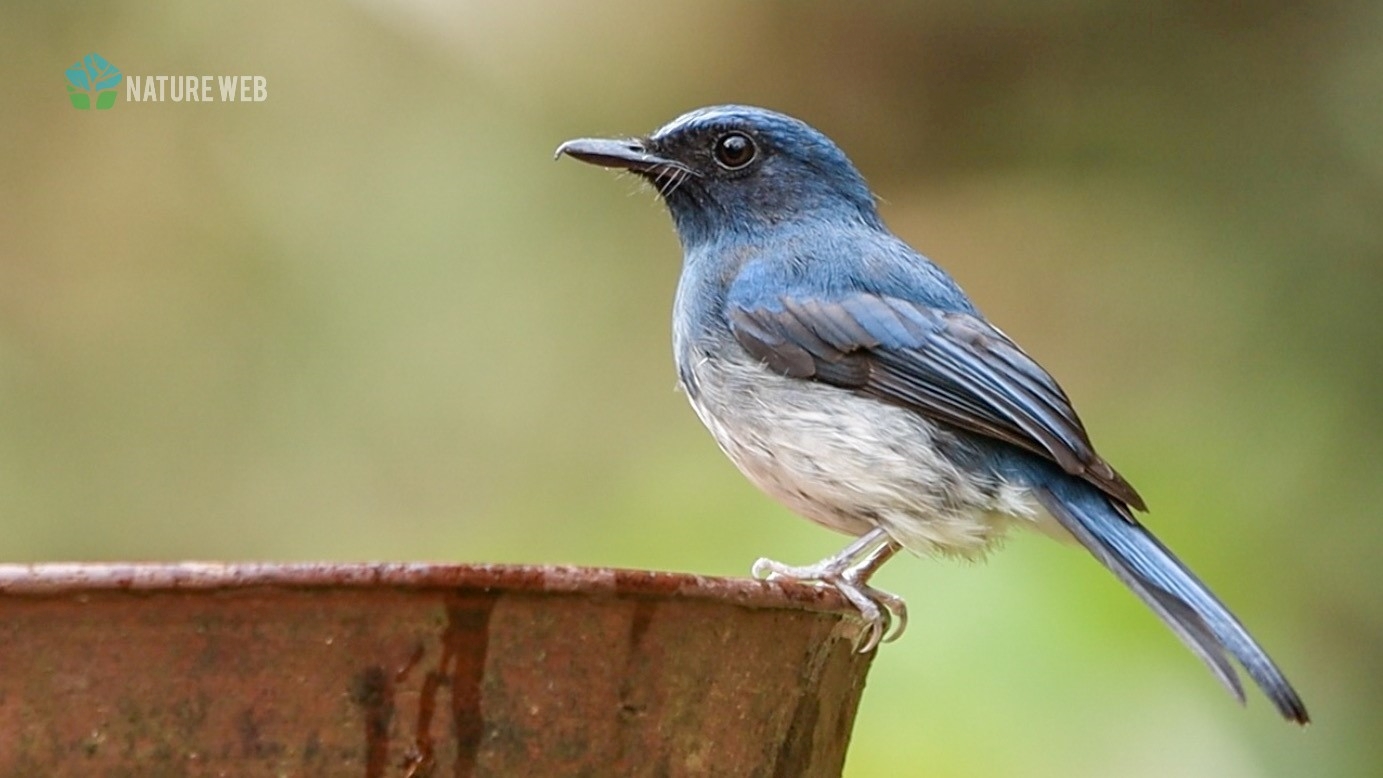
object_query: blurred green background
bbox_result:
[4,1,1381,775]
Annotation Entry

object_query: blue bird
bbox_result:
[556,105,1308,724]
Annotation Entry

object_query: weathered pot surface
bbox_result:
[0,562,875,777]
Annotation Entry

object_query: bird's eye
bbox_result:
[712,133,757,170]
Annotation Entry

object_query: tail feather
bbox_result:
[1035,487,1309,725]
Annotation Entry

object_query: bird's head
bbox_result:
[556,105,882,247]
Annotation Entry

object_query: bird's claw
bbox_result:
[753,554,909,653]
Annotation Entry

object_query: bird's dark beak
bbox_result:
[554,137,679,175]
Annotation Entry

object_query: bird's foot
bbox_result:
[752,528,907,653]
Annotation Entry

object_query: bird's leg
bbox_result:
[752,527,907,652]
[752,528,887,579]
[848,539,907,644]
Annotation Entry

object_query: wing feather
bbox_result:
[728,293,1145,511]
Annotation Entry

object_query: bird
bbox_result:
[555,104,1308,724]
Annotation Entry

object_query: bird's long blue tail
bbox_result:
[1035,484,1309,724]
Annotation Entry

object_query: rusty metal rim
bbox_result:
[0,562,858,615]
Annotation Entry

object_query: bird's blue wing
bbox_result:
[728,291,1146,511]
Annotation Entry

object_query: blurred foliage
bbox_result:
[3,1,1382,775]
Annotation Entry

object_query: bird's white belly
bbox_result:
[683,349,1042,558]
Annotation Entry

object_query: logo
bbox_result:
[66,53,122,110]
[64,53,269,109]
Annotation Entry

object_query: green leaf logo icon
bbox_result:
[66,53,121,110]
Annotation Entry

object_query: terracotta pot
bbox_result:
[0,563,875,776]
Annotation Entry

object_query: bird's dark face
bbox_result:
[557,105,882,247]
